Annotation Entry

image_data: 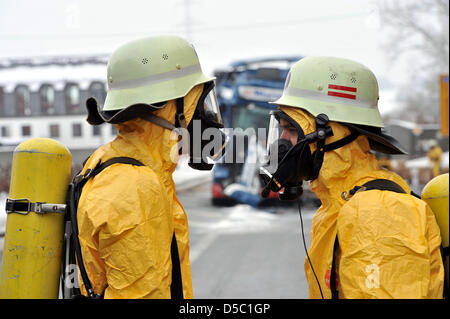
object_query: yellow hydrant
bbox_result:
[422,173,449,293]
[0,138,71,299]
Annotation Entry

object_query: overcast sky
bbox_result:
[0,0,439,113]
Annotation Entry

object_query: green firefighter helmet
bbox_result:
[271,56,406,154]
[272,56,383,127]
[103,34,214,111]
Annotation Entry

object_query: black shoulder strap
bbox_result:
[170,233,184,299]
[68,156,184,299]
[345,178,422,199]
[97,156,144,169]
[330,236,339,300]
[90,157,144,178]
[441,245,448,299]
[357,179,406,195]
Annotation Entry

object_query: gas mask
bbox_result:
[183,82,228,170]
[260,110,359,200]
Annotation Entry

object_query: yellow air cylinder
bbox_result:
[421,173,449,291]
[0,138,71,299]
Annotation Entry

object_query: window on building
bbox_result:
[89,81,106,105]
[39,84,55,115]
[64,83,80,114]
[72,123,82,137]
[92,125,101,136]
[1,126,11,137]
[21,125,31,137]
[15,85,31,116]
[49,124,60,138]
[0,86,4,116]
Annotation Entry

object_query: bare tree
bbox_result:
[377,0,449,122]
[378,0,449,71]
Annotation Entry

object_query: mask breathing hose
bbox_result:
[297,199,324,299]
[294,142,324,299]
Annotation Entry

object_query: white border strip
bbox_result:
[109,64,202,90]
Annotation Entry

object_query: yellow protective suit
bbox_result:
[281,106,445,299]
[376,156,392,170]
[76,84,204,299]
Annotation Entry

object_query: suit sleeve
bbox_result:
[336,190,444,299]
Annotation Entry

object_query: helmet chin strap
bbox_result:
[305,114,359,181]
[175,97,187,129]
[138,97,190,157]
[139,97,186,131]
[140,113,176,131]
[309,114,333,180]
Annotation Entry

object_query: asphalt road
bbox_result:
[178,183,315,299]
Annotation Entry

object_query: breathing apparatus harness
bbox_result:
[62,157,184,299]
[329,179,444,299]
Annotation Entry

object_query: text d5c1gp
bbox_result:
[223,303,270,314]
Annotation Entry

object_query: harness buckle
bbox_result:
[5,198,66,215]
[5,198,31,215]
[341,186,367,201]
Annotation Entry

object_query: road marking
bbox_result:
[190,232,219,264]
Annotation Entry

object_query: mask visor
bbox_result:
[201,87,224,128]
[266,111,282,155]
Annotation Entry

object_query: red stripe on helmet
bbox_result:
[328,91,356,100]
[328,84,357,92]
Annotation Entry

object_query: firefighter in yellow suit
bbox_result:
[262,56,444,298]
[427,141,443,178]
[75,35,226,298]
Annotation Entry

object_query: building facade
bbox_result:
[0,56,116,188]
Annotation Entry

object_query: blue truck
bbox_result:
[211,56,305,206]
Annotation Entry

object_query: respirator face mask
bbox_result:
[186,82,229,170]
[260,110,335,200]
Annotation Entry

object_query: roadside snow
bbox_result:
[405,151,449,169]
[213,204,278,234]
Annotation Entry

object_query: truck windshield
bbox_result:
[231,103,271,132]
